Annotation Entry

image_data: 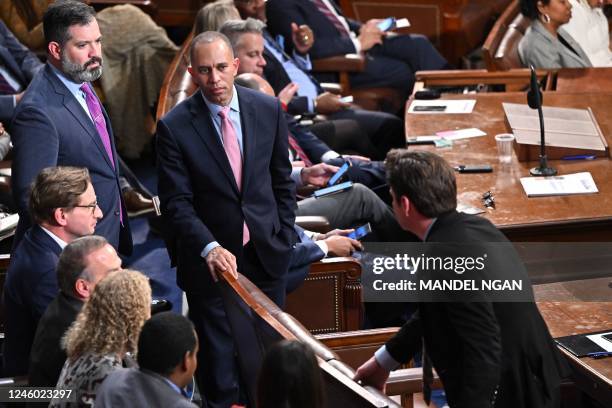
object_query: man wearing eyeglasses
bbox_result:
[2,166,102,377]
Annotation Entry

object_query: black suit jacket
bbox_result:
[0,20,42,122]
[11,64,132,255]
[28,292,82,387]
[267,0,362,59]
[2,225,62,376]
[157,86,296,293]
[385,211,564,408]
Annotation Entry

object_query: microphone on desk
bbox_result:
[528,65,557,176]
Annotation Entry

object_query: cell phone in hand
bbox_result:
[328,161,350,186]
[339,95,354,103]
[347,223,372,240]
[377,17,396,31]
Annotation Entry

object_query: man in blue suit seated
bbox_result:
[29,235,122,387]
[96,312,199,408]
[156,31,296,407]
[265,0,448,99]
[2,166,102,377]
[0,20,42,123]
[10,0,131,255]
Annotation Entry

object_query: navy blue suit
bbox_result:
[10,64,132,255]
[266,0,448,93]
[286,225,325,293]
[0,20,42,122]
[157,86,295,407]
[2,225,62,376]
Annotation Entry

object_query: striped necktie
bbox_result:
[310,0,350,37]
[0,72,16,94]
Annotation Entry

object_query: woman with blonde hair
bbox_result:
[51,269,151,407]
[194,0,241,34]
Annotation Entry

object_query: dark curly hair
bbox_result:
[520,0,552,19]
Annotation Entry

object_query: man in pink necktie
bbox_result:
[157,31,296,408]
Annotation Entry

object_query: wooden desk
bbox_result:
[405,92,612,242]
[555,68,612,93]
[535,278,612,404]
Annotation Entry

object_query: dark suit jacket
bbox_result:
[96,368,198,408]
[156,86,296,293]
[385,211,564,408]
[28,292,82,387]
[10,64,132,255]
[286,114,331,162]
[287,225,325,293]
[2,225,62,376]
[267,0,362,59]
[0,20,42,122]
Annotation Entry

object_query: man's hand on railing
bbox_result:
[206,246,238,282]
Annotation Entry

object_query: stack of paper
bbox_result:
[520,172,598,197]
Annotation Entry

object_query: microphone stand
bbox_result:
[528,65,556,176]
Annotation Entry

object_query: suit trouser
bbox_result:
[329,108,405,161]
[186,243,286,408]
[296,183,415,242]
[349,34,449,93]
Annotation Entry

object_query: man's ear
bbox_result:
[48,41,62,61]
[74,278,90,299]
[187,65,194,77]
[53,207,68,227]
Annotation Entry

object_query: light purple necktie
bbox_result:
[80,83,115,168]
[80,83,123,224]
[219,106,250,245]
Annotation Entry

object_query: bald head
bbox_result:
[235,73,274,96]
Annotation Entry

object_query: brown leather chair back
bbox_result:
[483,0,530,71]
[156,31,197,122]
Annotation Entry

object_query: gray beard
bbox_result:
[60,53,103,83]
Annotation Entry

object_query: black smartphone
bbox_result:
[313,181,353,198]
[328,161,350,186]
[413,105,446,112]
[347,223,372,240]
[603,333,612,343]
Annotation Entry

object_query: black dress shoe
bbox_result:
[123,188,155,217]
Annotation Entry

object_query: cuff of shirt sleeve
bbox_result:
[375,345,401,371]
[314,240,328,257]
[201,241,220,259]
[291,167,304,187]
[12,95,17,108]
[351,37,361,53]
[321,151,340,162]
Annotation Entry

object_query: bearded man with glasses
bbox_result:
[2,166,102,377]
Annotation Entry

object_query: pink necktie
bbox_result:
[80,83,123,225]
[219,106,250,245]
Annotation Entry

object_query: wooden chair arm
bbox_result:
[316,327,400,349]
[310,257,361,279]
[312,54,366,72]
[295,216,330,233]
[414,68,550,89]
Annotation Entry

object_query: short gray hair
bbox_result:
[190,31,234,64]
[219,18,266,51]
[57,235,109,296]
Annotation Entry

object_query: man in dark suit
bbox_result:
[156,31,295,407]
[354,150,565,408]
[265,0,448,97]
[28,235,121,387]
[0,20,42,123]
[10,0,131,255]
[96,312,199,408]
[2,167,102,376]
[230,8,405,159]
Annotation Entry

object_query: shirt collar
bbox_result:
[162,377,184,396]
[48,63,86,98]
[422,218,437,241]
[40,226,68,249]
[201,85,240,117]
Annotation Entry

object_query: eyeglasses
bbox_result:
[73,201,98,215]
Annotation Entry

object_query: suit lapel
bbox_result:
[189,93,240,194]
[45,66,116,171]
[237,87,256,192]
